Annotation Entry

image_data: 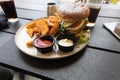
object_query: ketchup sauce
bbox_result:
[34,38,52,48]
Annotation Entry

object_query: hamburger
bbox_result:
[57,2,90,34]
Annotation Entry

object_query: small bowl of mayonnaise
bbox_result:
[56,33,77,52]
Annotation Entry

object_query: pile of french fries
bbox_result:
[26,16,60,38]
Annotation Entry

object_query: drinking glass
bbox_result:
[47,2,57,17]
[0,0,18,23]
[85,0,102,27]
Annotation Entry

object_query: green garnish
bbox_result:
[77,30,90,44]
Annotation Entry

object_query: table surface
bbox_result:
[0,1,120,80]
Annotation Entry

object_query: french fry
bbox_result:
[49,16,60,23]
[35,18,49,35]
[26,28,34,38]
[33,27,40,33]
[49,21,59,36]
[26,22,36,29]
[26,40,33,47]
[48,16,59,36]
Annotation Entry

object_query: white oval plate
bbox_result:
[15,19,90,60]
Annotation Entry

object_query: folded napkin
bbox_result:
[0,11,8,30]
[103,22,120,40]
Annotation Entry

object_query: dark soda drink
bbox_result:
[88,7,101,23]
[0,0,17,19]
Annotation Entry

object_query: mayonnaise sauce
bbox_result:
[58,38,73,46]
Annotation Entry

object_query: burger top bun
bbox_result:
[57,2,90,21]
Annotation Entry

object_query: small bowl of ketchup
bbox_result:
[33,34,55,53]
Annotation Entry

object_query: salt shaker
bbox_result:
[47,2,57,17]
